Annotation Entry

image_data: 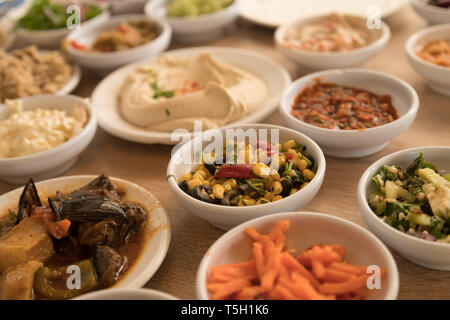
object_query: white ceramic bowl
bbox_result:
[0,95,96,184]
[75,288,178,300]
[275,14,391,71]
[196,211,399,300]
[406,23,450,97]
[0,175,171,290]
[104,0,148,15]
[65,14,172,74]
[279,69,419,158]
[167,123,326,230]
[14,4,110,49]
[145,0,240,43]
[411,0,450,25]
[357,146,450,271]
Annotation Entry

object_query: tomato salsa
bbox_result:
[291,79,399,130]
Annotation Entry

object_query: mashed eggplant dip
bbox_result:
[0,100,88,159]
[119,53,267,131]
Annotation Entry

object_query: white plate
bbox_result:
[0,175,171,290]
[91,46,291,145]
[239,0,409,28]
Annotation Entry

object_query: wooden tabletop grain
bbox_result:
[1,5,449,300]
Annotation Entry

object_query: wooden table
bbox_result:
[1,5,449,300]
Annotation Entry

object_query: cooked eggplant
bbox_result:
[191,185,215,203]
[93,246,128,288]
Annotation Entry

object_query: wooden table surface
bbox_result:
[1,5,449,300]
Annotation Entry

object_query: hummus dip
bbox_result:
[119,53,267,132]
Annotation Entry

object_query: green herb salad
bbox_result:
[368,154,450,243]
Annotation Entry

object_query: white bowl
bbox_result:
[196,211,399,300]
[0,175,171,291]
[91,46,291,145]
[411,0,450,25]
[75,288,178,300]
[0,95,97,184]
[66,14,172,75]
[167,123,326,230]
[105,0,148,15]
[145,0,240,43]
[279,69,419,158]
[357,146,450,271]
[275,14,391,71]
[14,4,110,49]
[406,23,450,97]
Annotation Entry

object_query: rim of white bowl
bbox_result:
[66,15,172,59]
[357,145,450,249]
[275,13,391,58]
[279,68,419,136]
[411,0,450,14]
[167,123,326,213]
[405,23,450,72]
[0,94,96,164]
[196,211,400,300]
[74,288,178,300]
[145,0,240,23]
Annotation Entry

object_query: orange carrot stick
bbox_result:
[318,274,369,295]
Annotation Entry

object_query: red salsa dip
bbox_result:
[291,79,399,130]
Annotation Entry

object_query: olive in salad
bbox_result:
[368,154,450,243]
[176,139,317,206]
[15,0,103,31]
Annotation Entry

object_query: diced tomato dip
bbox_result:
[290,79,399,130]
[416,39,450,68]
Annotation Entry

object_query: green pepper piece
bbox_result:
[34,259,98,300]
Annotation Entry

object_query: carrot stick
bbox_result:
[311,259,326,279]
[280,252,320,289]
[318,274,369,295]
[253,242,265,278]
[235,286,262,300]
[328,262,367,275]
[280,274,331,300]
[270,284,297,300]
[322,268,353,283]
[268,220,290,241]
[208,278,251,300]
[245,227,261,241]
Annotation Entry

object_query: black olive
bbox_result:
[178,180,189,194]
[221,189,241,206]
[191,185,215,203]
[204,163,217,176]
[280,177,293,197]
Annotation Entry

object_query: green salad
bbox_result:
[167,0,233,18]
[368,154,450,243]
[15,0,102,31]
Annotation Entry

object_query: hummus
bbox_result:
[119,53,267,132]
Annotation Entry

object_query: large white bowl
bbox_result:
[275,14,391,71]
[279,69,419,158]
[196,211,399,300]
[65,14,172,75]
[91,46,291,145]
[406,23,450,97]
[145,0,240,43]
[357,146,450,271]
[104,0,148,15]
[75,288,178,300]
[14,4,110,49]
[411,0,450,25]
[0,175,171,291]
[0,95,96,184]
[167,123,326,230]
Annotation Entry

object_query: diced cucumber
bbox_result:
[385,180,416,202]
[407,212,431,226]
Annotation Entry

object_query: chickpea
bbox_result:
[283,139,296,150]
[300,182,309,189]
[197,165,211,179]
[296,159,308,171]
[271,171,281,181]
[178,173,192,183]
[256,198,271,205]
[213,184,225,199]
[253,163,271,178]
[193,171,206,182]
[289,188,299,195]
[264,191,274,201]
[187,179,202,191]
[273,195,283,202]
[222,178,237,192]
[238,149,254,164]
[271,181,283,195]
[264,176,274,190]
[303,169,316,180]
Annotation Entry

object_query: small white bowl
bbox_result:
[275,14,391,71]
[279,69,419,158]
[0,175,171,290]
[0,95,97,184]
[357,146,450,271]
[406,23,450,97]
[66,14,172,75]
[167,123,326,230]
[411,0,450,25]
[145,0,240,43]
[105,0,148,15]
[75,288,178,300]
[196,211,399,300]
[14,4,110,49]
